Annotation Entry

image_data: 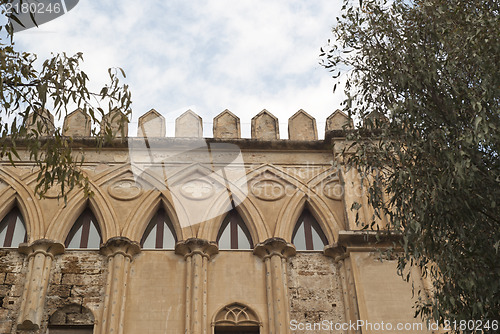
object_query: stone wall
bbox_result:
[0,251,105,334]
[288,253,346,334]
[45,251,106,327]
[0,250,26,334]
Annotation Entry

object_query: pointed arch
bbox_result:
[140,207,177,249]
[217,209,253,250]
[0,169,44,241]
[198,192,269,245]
[122,191,192,244]
[274,191,342,245]
[0,206,27,248]
[65,208,102,249]
[292,209,328,251]
[46,184,118,244]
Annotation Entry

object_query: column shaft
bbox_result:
[98,237,140,334]
[17,240,64,330]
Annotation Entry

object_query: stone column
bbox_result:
[253,238,296,334]
[17,239,65,330]
[324,244,361,334]
[97,237,140,334]
[175,238,218,334]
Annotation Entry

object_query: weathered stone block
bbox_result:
[100,109,128,138]
[326,109,353,131]
[288,109,317,140]
[175,110,202,137]
[71,285,101,298]
[49,285,72,298]
[213,109,240,139]
[3,273,17,285]
[61,274,100,286]
[63,108,91,136]
[137,109,165,137]
[0,319,12,333]
[251,109,279,140]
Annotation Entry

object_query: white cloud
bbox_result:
[13,0,345,139]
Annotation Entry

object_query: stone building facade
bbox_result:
[0,108,432,334]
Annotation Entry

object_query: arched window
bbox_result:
[213,303,261,333]
[292,209,328,251]
[65,209,102,249]
[141,208,177,249]
[217,210,253,250]
[0,207,27,247]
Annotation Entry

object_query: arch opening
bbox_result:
[140,208,177,249]
[217,209,253,250]
[48,303,94,333]
[292,209,328,251]
[65,209,102,249]
[213,303,260,334]
[0,207,27,247]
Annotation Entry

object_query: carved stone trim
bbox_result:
[18,239,65,258]
[100,236,141,259]
[253,238,296,260]
[175,238,219,260]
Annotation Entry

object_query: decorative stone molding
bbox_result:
[213,109,241,139]
[253,237,296,260]
[175,238,219,334]
[137,108,165,137]
[253,238,295,334]
[97,237,140,334]
[213,303,262,328]
[63,108,91,136]
[176,110,203,137]
[107,178,143,201]
[251,109,279,140]
[17,239,65,330]
[288,109,318,141]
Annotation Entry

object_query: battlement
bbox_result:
[56,108,360,140]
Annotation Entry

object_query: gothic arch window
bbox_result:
[141,208,177,249]
[65,209,102,249]
[292,209,328,251]
[213,303,261,334]
[217,210,253,250]
[0,207,27,247]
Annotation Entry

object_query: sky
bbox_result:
[10,0,346,139]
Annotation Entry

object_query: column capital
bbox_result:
[18,239,65,259]
[253,237,296,260]
[100,237,141,260]
[175,238,219,259]
[323,243,348,262]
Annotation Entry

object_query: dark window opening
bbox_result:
[214,326,260,334]
[48,325,94,334]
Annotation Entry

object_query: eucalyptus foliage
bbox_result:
[0,0,132,200]
[322,0,500,329]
